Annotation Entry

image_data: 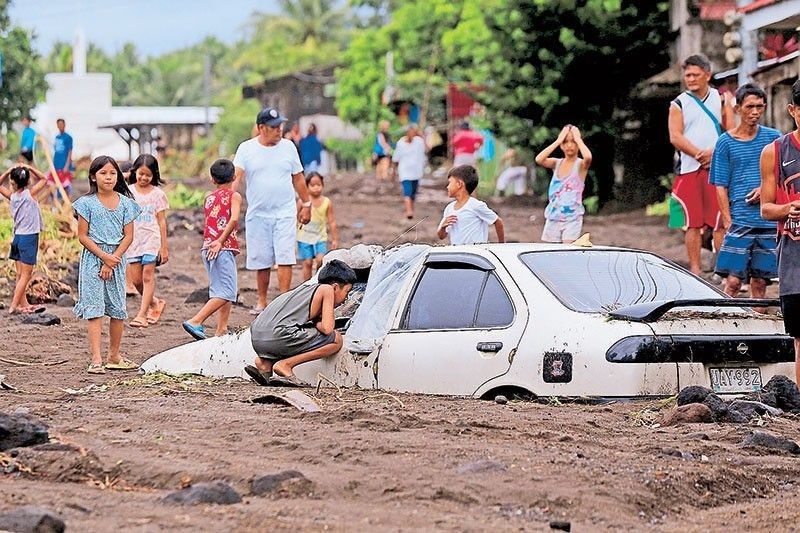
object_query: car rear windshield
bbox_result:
[519,250,722,313]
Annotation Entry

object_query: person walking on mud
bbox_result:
[760,79,800,385]
[372,120,393,183]
[710,84,780,305]
[668,54,733,275]
[233,107,312,314]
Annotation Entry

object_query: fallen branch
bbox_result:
[0,357,68,367]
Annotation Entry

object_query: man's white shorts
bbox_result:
[541,218,583,243]
[245,216,297,269]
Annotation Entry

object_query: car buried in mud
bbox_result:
[142,243,796,398]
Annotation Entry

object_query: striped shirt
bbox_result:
[710,125,781,228]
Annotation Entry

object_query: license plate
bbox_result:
[709,367,762,393]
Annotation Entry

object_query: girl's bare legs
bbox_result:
[108,318,124,364]
[10,261,33,312]
[129,262,143,294]
[216,301,232,336]
[302,259,313,281]
[87,318,103,366]
[134,263,156,322]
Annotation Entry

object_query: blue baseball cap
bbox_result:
[256,107,288,127]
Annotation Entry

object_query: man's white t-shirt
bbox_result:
[392,136,426,181]
[233,137,303,219]
[440,197,499,245]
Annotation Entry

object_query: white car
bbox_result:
[142,243,795,398]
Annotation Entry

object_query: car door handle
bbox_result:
[477,342,503,353]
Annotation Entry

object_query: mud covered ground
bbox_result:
[1,172,798,531]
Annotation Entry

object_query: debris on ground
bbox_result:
[163,481,242,505]
[740,431,800,454]
[659,403,714,426]
[250,389,322,412]
[250,470,315,497]
[456,459,508,475]
[18,313,61,326]
[0,506,65,533]
[0,412,49,451]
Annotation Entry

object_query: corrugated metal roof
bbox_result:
[740,0,781,13]
[102,106,222,127]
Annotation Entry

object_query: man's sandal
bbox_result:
[105,357,138,371]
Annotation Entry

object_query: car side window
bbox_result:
[402,265,514,330]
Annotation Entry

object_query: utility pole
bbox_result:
[204,53,211,134]
[736,0,757,86]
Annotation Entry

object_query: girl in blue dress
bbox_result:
[73,156,141,374]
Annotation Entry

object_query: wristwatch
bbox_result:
[301,201,312,208]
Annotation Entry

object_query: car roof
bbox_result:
[427,242,641,255]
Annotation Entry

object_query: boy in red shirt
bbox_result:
[451,122,484,168]
[183,159,242,339]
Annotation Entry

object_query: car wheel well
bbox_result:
[479,386,536,402]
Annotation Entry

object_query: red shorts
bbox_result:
[671,168,720,230]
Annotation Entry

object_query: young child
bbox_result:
[127,155,169,327]
[73,156,141,374]
[437,165,505,245]
[297,171,339,281]
[534,125,593,243]
[245,259,356,387]
[182,159,242,340]
[0,164,48,314]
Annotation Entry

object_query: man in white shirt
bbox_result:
[392,123,427,219]
[233,107,312,313]
[437,165,505,245]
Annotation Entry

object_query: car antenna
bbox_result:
[386,216,429,248]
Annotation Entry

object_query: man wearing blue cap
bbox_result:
[233,107,312,314]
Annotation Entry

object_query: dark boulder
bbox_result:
[677,386,713,406]
[163,481,242,505]
[0,412,49,451]
[0,507,65,533]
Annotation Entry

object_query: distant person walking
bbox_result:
[451,121,483,168]
[392,123,427,220]
[759,79,800,384]
[373,120,393,182]
[49,118,74,197]
[668,54,733,275]
[494,149,528,197]
[711,84,780,304]
[299,123,324,174]
[18,117,36,164]
[233,107,312,314]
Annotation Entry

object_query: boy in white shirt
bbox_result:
[437,165,505,245]
[392,123,427,219]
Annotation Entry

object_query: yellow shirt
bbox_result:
[297,196,330,244]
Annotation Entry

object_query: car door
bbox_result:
[377,251,528,396]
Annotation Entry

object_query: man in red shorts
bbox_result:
[668,54,733,275]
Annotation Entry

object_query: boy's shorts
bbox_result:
[401,179,419,200]
[10,233,39,265]
[672,168,720,230]
[19,150,33,163]
[128,254,159,265]
[245,215,296,270]
[781,294,800,338]
[542,218,582,243]
[297,241,327,261]
[253,330,337,361]
[715,224,778,281]
[202,249,238,302]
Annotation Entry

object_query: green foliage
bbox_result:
[325,137,372,166]
[0,10,46,127]
[165,183,207,209]
[645,195,671,217]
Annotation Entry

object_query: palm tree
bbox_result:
[249,0,353,46]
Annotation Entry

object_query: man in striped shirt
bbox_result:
[711,83,781,302]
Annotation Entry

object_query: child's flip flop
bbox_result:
[244,365,272,386]
[146,298,167,325]
[267,375,307,388]
[129,317,148,328]
[182,321,207,341]
[87,363,106,374]
[105,357,138,370]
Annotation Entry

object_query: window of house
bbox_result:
[402,265,514,330]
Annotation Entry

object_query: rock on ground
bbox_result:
[56,293,75,308]
[677,386,713,406]
[20,313,61,326]
[0,412,49,451]
[250,470,315,497]
[729,400,783,418]
[741,431,800,454]
[163,481,242,505]
[456,459,508,474]
[0,506,65,533]
[184,288,209,304]
[761,376,800,411]
[660,403,714,426]
[701,393,728,421]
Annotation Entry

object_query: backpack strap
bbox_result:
[684,91,723,135]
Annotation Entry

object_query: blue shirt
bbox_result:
[710,125,781,228]
[53,132,73,170]
[20,127,36,151]
[299,134,323,166]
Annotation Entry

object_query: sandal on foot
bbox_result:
[182,321,207,341]
[146,298,167,325]
[105,357,138,370]
[244,365,272,386]
[87,363,106,374]
[267,374,307,388]
[129,317,149,328]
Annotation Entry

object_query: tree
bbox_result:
[0,12,46,127]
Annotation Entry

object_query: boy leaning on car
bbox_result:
[759,78,800,385]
